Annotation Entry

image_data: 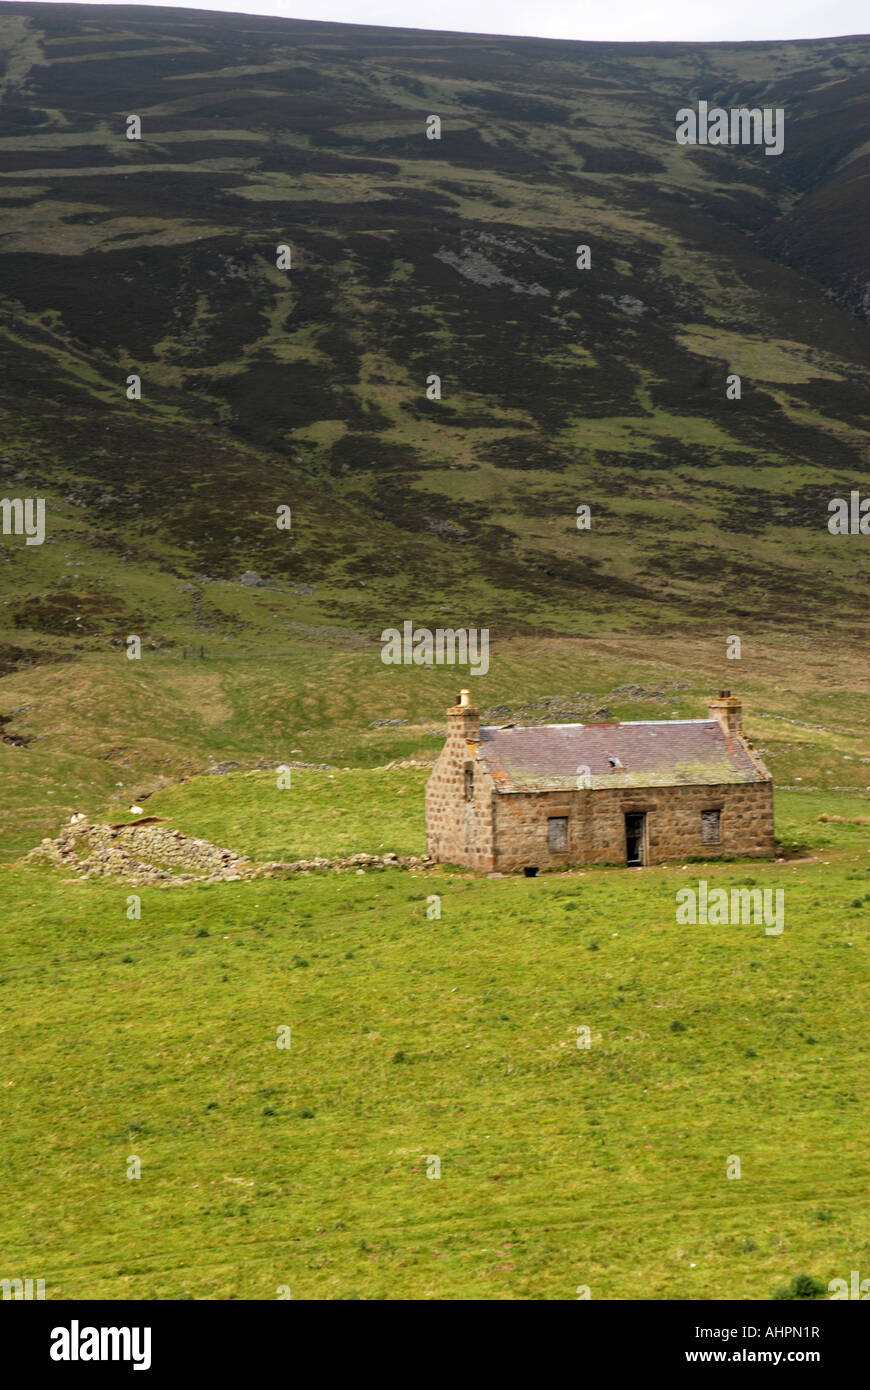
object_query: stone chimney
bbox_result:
[447,689,480,743]
[708,690,742,738]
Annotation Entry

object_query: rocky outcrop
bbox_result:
[27,815,432,886]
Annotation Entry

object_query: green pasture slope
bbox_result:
[1,770,868,1300]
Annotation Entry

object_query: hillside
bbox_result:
[0,4,868,670]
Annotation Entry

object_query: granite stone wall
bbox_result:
[490,781,774,871]
[425,703,495,871]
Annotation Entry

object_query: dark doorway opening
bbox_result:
[523,866,539,877]
[625,812,646,866]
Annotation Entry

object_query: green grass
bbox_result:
[1,775,867,1299]
[147,767,430,861]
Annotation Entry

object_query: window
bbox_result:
[701,809,721,844]
[548,816,568,851]
[464,763,474,802]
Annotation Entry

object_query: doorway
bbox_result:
[625,812,646,866]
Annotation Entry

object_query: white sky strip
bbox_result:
[23,0,870,43]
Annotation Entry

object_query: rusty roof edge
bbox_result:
[735,730,774,781]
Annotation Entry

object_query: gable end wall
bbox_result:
[425,732,495,871]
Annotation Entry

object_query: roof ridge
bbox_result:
[480,718,713,731]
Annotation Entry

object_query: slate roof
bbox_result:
[475,719,767,791]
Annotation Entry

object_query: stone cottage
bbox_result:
[425,690,774,872]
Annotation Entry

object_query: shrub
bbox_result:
[771,1273,827,1300]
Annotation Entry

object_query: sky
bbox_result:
[16,0,870,43]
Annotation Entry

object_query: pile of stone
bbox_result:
[376,759,433,770]
[27,815,431,886]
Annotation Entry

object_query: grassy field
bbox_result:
[1,768,867,1300]
[2,626,869,860]
[1,636,867,1300]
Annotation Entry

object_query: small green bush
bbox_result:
[771,1273,827,1300]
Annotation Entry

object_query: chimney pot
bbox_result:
[709,691,742,737]
[446,690,479,740]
